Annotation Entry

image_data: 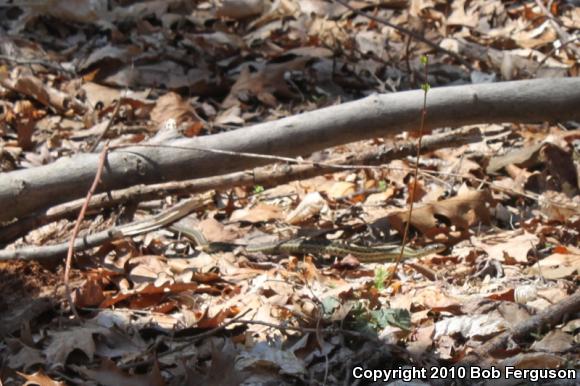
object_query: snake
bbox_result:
[169,224,446,263]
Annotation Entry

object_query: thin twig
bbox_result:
[534,36,580,75]
[334,0,474,70]
[88,96,124,152]
[0,194,212,261]
[119,308,252,369]
[386,57,430,286]
[0,127,480,245]
[64,143,110,319]
[461,290,580,366]
[0,54,77,75]
[533,0,580,59]
[232,319,373,340]
[5,128,578,246]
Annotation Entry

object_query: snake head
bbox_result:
[423,243,447,255]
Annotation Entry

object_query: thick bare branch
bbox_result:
[1,78,579,222]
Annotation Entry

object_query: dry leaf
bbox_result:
[475,232,539,263]
[230,203,284,223]
[526,253,580,279]
[531,330,574,353]
[326,181,356,199]
[237,341,307,376]
[501,352,565,369]
[150,92,200,131]
[73,278,105,308]
[43,325,109,366]
[285,191,326,224]
[222,57,310,108]
[387,189,493,236]
[434,312,509,339]
[73,358,165,386]
[7,339,44,371]
[17,370,66,386]
[217,0,266,19]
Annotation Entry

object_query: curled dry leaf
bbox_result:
[285,191,326,224]
[434,312,510,340]
[73,277,105,308]
[387,189,493,237]
[325,181,356,199]
[150,92,201,136]
[17,370,66,386]
[514,285,538,304]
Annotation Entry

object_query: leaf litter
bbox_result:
[0,0,578,385]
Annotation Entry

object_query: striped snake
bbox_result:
[169,224,445,263]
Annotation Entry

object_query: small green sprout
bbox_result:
[374,267,388,290]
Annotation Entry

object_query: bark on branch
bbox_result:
[0,127,482,245]
[1,78,579,222]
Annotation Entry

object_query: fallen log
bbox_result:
[1,78,579,222]
[0,127,482,245]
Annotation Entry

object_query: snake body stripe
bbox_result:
[170,224,445,263]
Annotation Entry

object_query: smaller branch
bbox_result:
[88,64,134,152]
[0,54,77,75]
[88,96,124,152]
[64,143,109,319]
[533,0,580,59]
[232,319,375,340]
[534,36,580,74]
[0,127,482,244]
[461,291,580,366]
[0,194,213,261]
[119,308,253,370]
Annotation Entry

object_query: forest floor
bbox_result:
[0,1,579,385]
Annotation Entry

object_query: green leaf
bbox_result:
[253,185,265,194]
[420,55,429,65]
[374,267,388,290]
[370,308,411,330]
[421,83,431,92]
[321,296,341,317]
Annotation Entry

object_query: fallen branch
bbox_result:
[0,194,212,261]
[1,127,482,244]
[0,54,77,75]
[462,291,580,366]
[1,78,579,222]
